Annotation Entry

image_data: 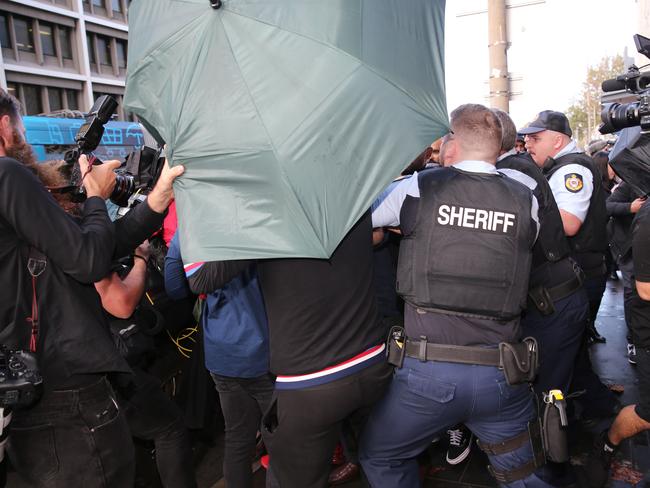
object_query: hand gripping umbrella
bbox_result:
[124,0,449,261]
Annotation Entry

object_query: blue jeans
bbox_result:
[359,358,553,488]
[8,376,134,488]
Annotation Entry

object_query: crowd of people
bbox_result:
[1,83,650,488]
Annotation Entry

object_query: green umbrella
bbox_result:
[124,0,448,262]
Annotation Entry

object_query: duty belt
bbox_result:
[403,341,501,367]
[542,272,583,303]
[386,331,539,385]
[582,261,608,280]
[528,264,584,315]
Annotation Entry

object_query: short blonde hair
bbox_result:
[449,104,502,161]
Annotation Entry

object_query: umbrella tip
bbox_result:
[209,0,222,8]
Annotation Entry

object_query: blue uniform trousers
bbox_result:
[570,277,618,418]
[359,358,553,488]
[521,289,588,396]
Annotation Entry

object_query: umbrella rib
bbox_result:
[217,11,326,254]
[222,6,430,117]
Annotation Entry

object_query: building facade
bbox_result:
[0,0,132,119]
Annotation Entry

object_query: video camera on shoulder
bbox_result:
[0,346,42,409]
[601,34,650,196]
[64,95,165,208]
[600,34,650,134]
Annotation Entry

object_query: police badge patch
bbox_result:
[564,173,583,193]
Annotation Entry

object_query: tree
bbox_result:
[566,55,625,148]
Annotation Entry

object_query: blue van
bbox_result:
[23,115,146,163]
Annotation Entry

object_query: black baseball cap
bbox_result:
[519,110,572,137]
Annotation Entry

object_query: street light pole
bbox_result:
[488,0,510,112]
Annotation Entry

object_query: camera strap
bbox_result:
[26,247,47,353]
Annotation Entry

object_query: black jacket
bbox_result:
[607,182,645,262]
[0,158,164,391]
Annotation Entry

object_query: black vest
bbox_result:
[497,154,576,288]
[543,153,608,268]
[396,167,536,321]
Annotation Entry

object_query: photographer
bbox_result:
[0,90,134,486]
[35,152,191,488]
[95,240,197,488]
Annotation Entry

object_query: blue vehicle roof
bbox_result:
[23,116,146,162]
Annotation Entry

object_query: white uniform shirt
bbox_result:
[547,141,593,223]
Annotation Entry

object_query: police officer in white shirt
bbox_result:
[521,110,619,421]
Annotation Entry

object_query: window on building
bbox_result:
[23,84,43,115]
[66,89,79,110]
[96,36,112,67]
[14,17,35,53]
[0,15,10,49]
[1,14,77,67]
[10,82,81,115]
[82,0,92,13]
[112,0,122,14]
[6,83,18,101]
[48,87,63,111]
[59,27,72,60]
[40,23,56,57]
[116,40,126,69]
[87,34,96,65]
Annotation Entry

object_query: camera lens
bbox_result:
[600,102,643,133]
[110,173,135,207]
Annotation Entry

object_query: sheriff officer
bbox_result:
[360,104,552,488]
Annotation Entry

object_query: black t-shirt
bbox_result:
[631,201,650,348]
[258,212,383,375]
[0,158,130,390]
[188,212,385,376]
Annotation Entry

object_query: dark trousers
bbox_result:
[211,373,275,488]
[634,348,650,422]
[584,274,607,329]
[8,376,134,488]
[521,289,588,396]
[262,361,393,488]
[570,277,618,418]
[619,256,636,344]
[119,369,197,488]
[359,359,553,488]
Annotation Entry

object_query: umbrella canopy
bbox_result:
[125,0,448,261]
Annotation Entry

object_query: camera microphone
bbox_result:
[602,78,627,92]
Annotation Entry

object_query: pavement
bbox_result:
[6,276,650,487]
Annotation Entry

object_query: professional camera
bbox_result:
[63,96,164,207]
[603,35,650,195]
[600,34,650,134]
[0,346,42,409]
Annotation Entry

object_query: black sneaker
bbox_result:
[580,432,616,488]
[446,425,474,465]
